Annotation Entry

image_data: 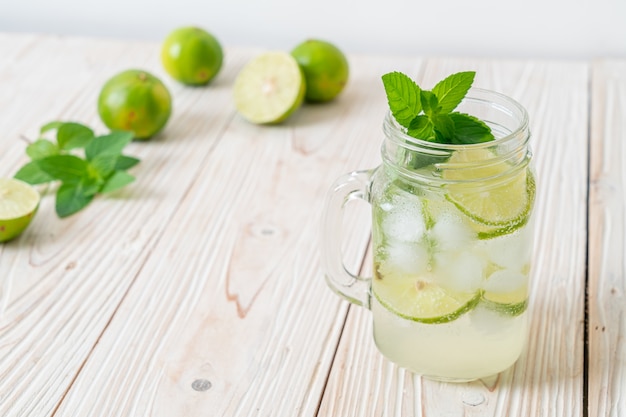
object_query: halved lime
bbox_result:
[372,271,480,324]
[0,178,40,242]
[233,51,305,124]
[443,149,535,236]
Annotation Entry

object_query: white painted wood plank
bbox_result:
[320,59,589,416]
[0,36,250,416]
[589,60,626,417]
[48,53,425,416]
[0,33,596,417]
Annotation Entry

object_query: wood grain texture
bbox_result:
[52,55,422,416]
[0,35,248,416]
[6,42,422,416]
[0,33,614,417]
[319,59,589,416]
[589,60,626,417]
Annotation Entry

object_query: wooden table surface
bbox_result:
[0,33,624,417]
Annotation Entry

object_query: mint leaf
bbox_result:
[15,120,140,218]
[405,151,448,170]
[432,114,455,144]
[382,72,422,128]
[40,121,64,134]
[403,117,448,169]
[86,132,134,177]
[26,139,59,160]
[90,155,118,178]
[432,71,475,113]
[420,90,440,117]
[37,155,88,183]
[14,161,55,184]
[57,122,94,150]
[449,113,495,144]
[56,182,95,218]
[101,171,135,194]
[85,131,133,161]
[81,176,104,197]
[407,115,435,140]
[115,155,140,170]
[382,71,494,146]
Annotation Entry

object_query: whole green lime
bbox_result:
[291,39,349,102]
[98,69,172,140]
[161,26,223,86]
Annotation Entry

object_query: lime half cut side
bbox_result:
[233,51,305,124]
[372,272,480,324]
[0,178,40,242]
[443,149,535,236]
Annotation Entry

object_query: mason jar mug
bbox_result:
[321,88,535,382]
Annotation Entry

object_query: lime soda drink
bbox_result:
[370,148,534,381]
[322,88,535,382]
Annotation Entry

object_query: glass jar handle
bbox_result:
[321,169,373,309]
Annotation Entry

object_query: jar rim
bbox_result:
[382,87,529,151]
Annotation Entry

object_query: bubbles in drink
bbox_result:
[469,304,522,336]
[382,241,429,275]
[484,269,527,294]
[431,212,473,251]
[482,224,532,270]
[380,192,426,242]
[370,164,533,380]
[434,251,484,293]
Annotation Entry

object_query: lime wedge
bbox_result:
[443,149,535,236]
[0,178,40,242]
[372,271,480,324]
[233,51,305,124]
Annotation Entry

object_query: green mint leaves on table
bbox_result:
[382,71,495,145]
[14,121,140,218]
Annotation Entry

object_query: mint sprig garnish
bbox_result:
[381,72,422,127]
[382,71,495,145]
[14,121,140,218]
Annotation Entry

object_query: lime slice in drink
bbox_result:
[372,271,480,324]
[481,297,528,316]
[481,269,528,316]
[233,51,306,124]
[443,149,535,237]
[0,178,40,242]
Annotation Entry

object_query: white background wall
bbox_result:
[1,0,625,59]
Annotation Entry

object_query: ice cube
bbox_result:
[483,226,532,271]
[484,269,527,294]
[382,241,430,276]
[431,213,474,252]
[470,304,514,335]
[434,251,484,293]
[381,194,426,242]
[380,202,393,211]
